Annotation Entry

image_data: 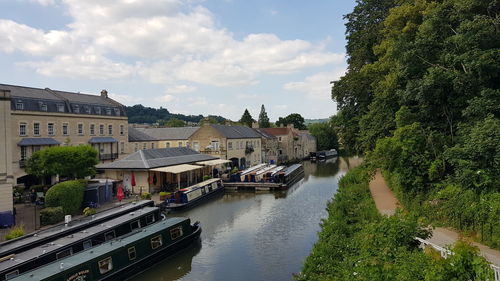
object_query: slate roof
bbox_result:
[128,127,158,142]
[135,127,199,140]
[254,128,278,139]
[88,137,118,143]
[260,127,291,136]
[210,124,261,139]
[17,138,60,146]
[96,147,217,170]
[0,84,126,117]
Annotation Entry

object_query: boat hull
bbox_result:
[165,186,224,212]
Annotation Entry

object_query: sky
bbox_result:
[0,0,356,121]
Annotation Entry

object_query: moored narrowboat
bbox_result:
[10,218,201,281]
[273,164,304,188]
[164,178,224,211]
[0,206,162,281]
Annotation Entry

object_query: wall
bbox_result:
[0,90,13,213]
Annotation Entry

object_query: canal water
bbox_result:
[133,157,361,281]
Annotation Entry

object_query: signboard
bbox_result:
[65,215,72,224]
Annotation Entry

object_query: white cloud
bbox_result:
[236,94,258,100]
[109,93,144,105]
[284,69,345,101]
[164,84,197,94]
[28,0,56,6]
[274,104,288,110]
[0,1,345,87]
[156,94,177,103]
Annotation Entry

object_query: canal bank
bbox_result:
[131,157,361,281]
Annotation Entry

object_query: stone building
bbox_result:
[261,125,316,162]
[0,89,14,225]
[135,127,199,149]
[254,128,279,164]
[128,126,158,153]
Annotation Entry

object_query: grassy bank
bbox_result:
[297,166,494,281]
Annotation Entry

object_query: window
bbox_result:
[56,248,73,260]
[78,123,84,135]
[57,104,65,112]
[130,220,140,230]
[15,101,23,110]
[120,142,125,154]
[228,142,232,150]
[178,141,183,147]
[5,270,19,280]
[19,123,27,136]
[170,226,183,240]
[120,125,124,135]
[108,124,113,135]
[20,147,27,161]
[99,124,104,135]
[62,123,69,136]
[95,107,101,114]
[145,214,155,225]
[193,142,199,151]
[98,257,113,274]
[85,106,91,114]
[33,123,40,136]
[151,143,155,149]
[73,105,79,113]
[278,137,282,142]
[150,235,162,249]
[106,108,112,115]
[128,247,137,260]
[165,142,170,148]
[134,143,138,152]
[48,123,54,136]
[104,230,116,241]
[39,102,47,111]
[33,146,41,153]
[142,143,147,150]
[90,124,95,135]
[83,240,92,250]
[114,108,120,116]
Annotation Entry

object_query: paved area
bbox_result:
[369,170,500,266]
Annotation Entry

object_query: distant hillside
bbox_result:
[304,118,329,126]
[125,104,227,124]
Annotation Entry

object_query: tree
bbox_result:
[308,121,339,151]
[164,118,185,127]
[26,145,98,179]
[276,113,307,130]
[239,109,254,127]
[258,104,270,128]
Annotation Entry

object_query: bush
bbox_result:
[30,184,49,193]
[83,207,97,216]
[40,207,64,226]
[140,192,152,200]
[4,226,25,240]
[203,175,212,181]
[45,180,86,215]
[159,191,169,196]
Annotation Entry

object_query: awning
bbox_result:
[195,159,232,166]
[150,164,202,174]
[18,138,60,146]
[89,137,118,144]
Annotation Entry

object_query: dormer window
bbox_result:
[57,104,65,112]
[106,108,112,115]
[85,106,91,114]
[114,108,120,116]
[95,107,101,114]
[41,103,47,111]
[73,105,79,113]
[15,101,24,110]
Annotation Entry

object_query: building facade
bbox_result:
[261,125,316,162]
[0,89,14,221]
[134,127,199,149]
[255,128,279,164]
[1,84,128,187]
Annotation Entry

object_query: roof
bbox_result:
[88,137,118,143]
[150,164,202,174]
[96,147,217,170]
[135,127,199,140]
[260,127,291,136]
[254,129,277,139]
[17,138,60,146]
[128,127,158,142]
[210,124,261,139]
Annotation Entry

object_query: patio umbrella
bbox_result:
[117,184,124,202]
[131,172,136,187]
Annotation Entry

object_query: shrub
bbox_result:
[140,192,152,200]
[203,175,212,181]
[30,184,49,193]
[40,207,64,226]
[45,180,86,215]
[4,226,25,240]
[83,207,97,216]
[159,191,169,196]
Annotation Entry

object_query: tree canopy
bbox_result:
[308,120,339,151]
[239,109,254,127]
[276,113,307,130]
[258,104,270,128]
[26,145,98,179]
[163,118,186,127]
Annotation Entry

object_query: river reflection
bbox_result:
[132,157,359,281]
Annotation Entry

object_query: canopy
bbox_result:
[195,159,231,166]
[150,164,202,174]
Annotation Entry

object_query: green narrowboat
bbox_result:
[10,218,201,281]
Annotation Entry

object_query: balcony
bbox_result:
[99,153,119,161]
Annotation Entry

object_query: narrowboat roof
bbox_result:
[0,207,158,271]
[283,164,303,176]
[181,178,221,193]
[0,200,154,257]
[11,218,189,281]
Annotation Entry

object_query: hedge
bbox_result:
[40,207,64,226]
[45,180,86,215]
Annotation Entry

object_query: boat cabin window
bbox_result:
[105,230,116,241]
[151,235,163,249]
[56,248,73,260]
[98,257,113,274]
[5,270,19,280]
[83,239,92,250]
[130,220,141,230]
[128,246,137,260]
[145,214,155,225]
[170,226,183,240]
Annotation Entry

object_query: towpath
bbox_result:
[368,170,500,266]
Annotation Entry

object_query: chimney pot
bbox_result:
[100,90,108,98]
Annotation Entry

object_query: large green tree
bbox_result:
[239,109,254,127]
[276,113,307,130]
[26,145,98,179]
[258,104,270,128]
[163,118,185,127]
[308,121,339,151]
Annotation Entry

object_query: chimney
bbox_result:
[100,89,108,98]
[252,122,259,129]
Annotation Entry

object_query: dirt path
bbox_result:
[369,170,500,266]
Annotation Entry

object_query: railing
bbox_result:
[416,237,500,281]
[99,153,119,161]
[19,160,26,168]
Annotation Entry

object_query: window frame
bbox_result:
[128,247,137,261]
[98,257,113,274]
[19,122,27,136]
[170,226,183,240]
[104,230,116,241]
[90,124,95,136]
[33,122,40,136]
[150,235,163,250]
[108,124,113,135]
[62,123,69,136]
[78,123,84,136]
[99,124,104,136]
[57,104,65,112]
[130,220,140,231]
[56,248,73,260]
[5,270,19,280]
[47,123,55,136]
[15,102,23,110]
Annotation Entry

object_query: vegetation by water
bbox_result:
[298,166,494,280]
[331,0,499,247]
